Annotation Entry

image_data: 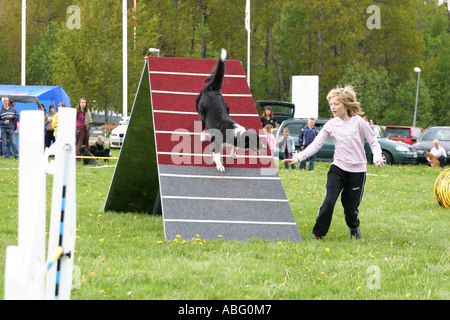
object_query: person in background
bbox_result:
[260,106,278,132]
[298,117,320,171]
[44,105,56,148]
[0,96,20,159]
[429,139,447,167]
[263,124,277,156]
[89,135,111,161]
[278,127,296,170]
[75,98,93,161]
[52,102,66,139]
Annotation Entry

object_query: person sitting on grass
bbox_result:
[89,135,111,162]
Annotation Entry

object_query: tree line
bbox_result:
[0,0,448,127]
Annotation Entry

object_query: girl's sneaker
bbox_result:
[350,226,362,239]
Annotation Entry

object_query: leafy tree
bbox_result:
[27,21,59,85]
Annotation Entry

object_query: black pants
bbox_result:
[45,130,55,148]
[313,165,366,237]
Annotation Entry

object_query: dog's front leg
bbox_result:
[231,146,238,159]
[212,152,225,172]
[200,121,207,141]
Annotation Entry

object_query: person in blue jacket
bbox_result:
[298,117,319,171]
[0,96,20,159]
[279,127,296,169]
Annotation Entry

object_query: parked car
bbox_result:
[384,126,423,145]
[276,118,418,165]
[109,117,129,149]
[412,126,450,164]
[257,100,295,126]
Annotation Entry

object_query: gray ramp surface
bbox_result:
[159,165,302,241]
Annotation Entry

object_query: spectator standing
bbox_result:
[260,106,278,131]
[0,96,20,159]
[44,105,56,148]
[263,124,277,156]
[52,102,66,138]
[75,98,93,160]
[298,117,320,171]
[278,127,296,169]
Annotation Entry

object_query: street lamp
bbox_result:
[149,48,160,57]
[413,67,421,127]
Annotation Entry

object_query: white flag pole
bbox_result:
[21,0,26,85]
[245,0,250,88]
[122,0,128,120]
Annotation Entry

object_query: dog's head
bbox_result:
[236,129,266,154]
[425,152,434,158]
[78,145,88,154]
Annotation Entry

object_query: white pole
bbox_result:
[413,67,421,127]
[245,0,250,88]
[21,0,26,85]
[123,0,128,119]
[247,27,250,88]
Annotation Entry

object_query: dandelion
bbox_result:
[158,241,162,245]
[100,289,106,295]
[99,238,104,242]
[325,248,330,253]
[176,234,181,238]
[406,293,411,297]
[218,235,223,238]
[356,286,361,290]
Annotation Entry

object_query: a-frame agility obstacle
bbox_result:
[104,56,301,242]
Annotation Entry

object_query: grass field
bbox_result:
[0,153,448,300]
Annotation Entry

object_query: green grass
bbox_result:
[0,154,448,300]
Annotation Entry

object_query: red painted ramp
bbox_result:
[148,56,301,241]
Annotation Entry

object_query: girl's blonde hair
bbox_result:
[263,124,273,134]
[327,85,363,117]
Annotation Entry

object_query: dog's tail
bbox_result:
[205,48,227,91]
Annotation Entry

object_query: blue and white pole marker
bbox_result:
[45,108,77,300]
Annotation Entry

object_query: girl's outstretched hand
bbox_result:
[282,157,299,165]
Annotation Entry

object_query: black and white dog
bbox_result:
[196,48,265,172]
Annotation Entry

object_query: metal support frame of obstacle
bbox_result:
[4,108,77,300]
[104,56,302,242]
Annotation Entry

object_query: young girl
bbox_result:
[75,98,93,160]
[279,127,296,170]
[264,124,277,156]
[283,86,383,240]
